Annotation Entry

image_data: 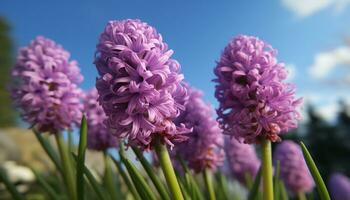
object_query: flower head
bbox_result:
[11,36,83,133]
[174,87,224,173]
[328,173,350,200]
[225,137,260,184]
[214,35,302,143]
[94,19,189,150]
[84,88,118,151]
[273,141,314,194]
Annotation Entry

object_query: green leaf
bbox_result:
[248,168,262,200]
[55,133,77,200]
[119,150,157,200]
[279,180,289,200]
[33,129,62,173]
[215,173,229,200]
[32,168,61,200]
[273,160,281,200]
[110,156,141,200]
[103,153,121,200]
[77,115,87,200]
[132,146,170,200]
[300,142,330,200]
[0,167,26,200]
[72,154,108,200]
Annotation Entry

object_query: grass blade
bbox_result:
[103,153,121,200]
[111,156,141,200]
[248,168,262,200]
[299,142,330,200]
[273,160,281,200]
[0,167,25,200]
[77,115,87,200]
[33,129,62,172]
[132,146,170,200]
[72,154,107,200]
[119,152,157,200]
[32,168,61,200]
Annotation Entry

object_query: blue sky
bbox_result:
[2,0,350,121]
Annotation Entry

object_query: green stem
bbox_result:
[55,134,77,200]
[261,139,273,200]
[154,138,184,200]
[203,168,216,200]
[298,192,307,200]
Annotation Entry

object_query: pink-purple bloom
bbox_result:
[174,87,224,173]
[214,35,302,143]
[225,138,260,184]
[94,19,190,150]
[84,88,118,151]
[274,141,314,194]
[11,36,83,133]
[328,173,350,200]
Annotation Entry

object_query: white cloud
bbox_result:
[309,46,350,79]
[285,64,296,81]
[281,0,350,18]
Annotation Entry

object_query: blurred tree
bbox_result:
[0,17,16,127]
[303,103,350,181]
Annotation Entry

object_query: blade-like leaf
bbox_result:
[103,153,122,200]
[248,168,262,200]
[300,142,330,200]
[32,168,61,200]
[33,129,62,172]
[111,156,141,200]
[215,172,229,200]
[55,133,77,200]
[273,160,281,200]
[72,154,107,200]
[279,180,289,200]
[0,167,25,200]
[132,146,170,200]
[119,152,157,200]
[77,115,87,200]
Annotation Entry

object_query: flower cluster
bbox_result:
[11,36,83,133]
[328,173,350,200]
[225,137,260,184]
[214,35,302,143]
[273,141,314,194]
[94,19,189,150]
[83,88,118,151]
[174,87,224,173]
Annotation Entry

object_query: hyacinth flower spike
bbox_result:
[214,35,302,200]
[94,19,190,200]
[173,87,225,200]
[11,36,85,200]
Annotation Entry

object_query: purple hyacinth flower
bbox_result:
[225,137,260,184]
[84,88,118,151]
[214,35,302,143]
[11,36,83,133]
[94,19,190,150]
[329,173,350,200]
[174,87,224,173]
[274,141,314,194]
